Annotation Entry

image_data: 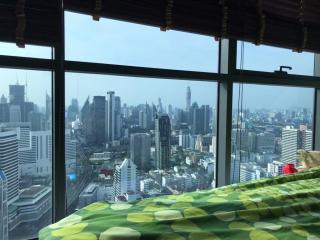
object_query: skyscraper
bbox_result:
[93,96,106,144]
[113,158,138,200]
[115,96,122,139]
[0,170,8,240]
[45,93,52,121]
[192,105,210,135]
[9,105,21,122]
[298,125,312,151]
[0,94,7,104]
[138,111,146,129]
[67,98,79,122]
[0,130,19,202]
[0,103,9,123]
[155,114,171,169]
[203,105,210,134]
[130,133,151,171]
[81,97,95,144]
[9,85,24,104]
[33,131,52,177]
[65,130,76,174]
[107,91,115,141]
[186,86,191,111]
[158,98,163,113]
[281,126,298,164]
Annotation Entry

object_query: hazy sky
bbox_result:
[0,12,315,110]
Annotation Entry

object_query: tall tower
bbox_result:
[107,91,115,142]
[114,96,122,139]
[81,97,94,144]
[0,170,8,240]
[113,158,138,200]
[45,94,52,122]
[0,130,19,203]
[9,85,25,104]
[281,126,298,164]
[93,96,106,144]
[155,114,171,169]
[130,133,151,171]
[186,86,191,111]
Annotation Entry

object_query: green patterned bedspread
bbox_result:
[40,167,320,240]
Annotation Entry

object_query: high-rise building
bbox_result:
[0,130,19,202]
[158,98,163,113]
[65,130,76,174]
[281,126,298,164]
[0,170,8,240]
[93,96,106,144]
[0,94,7,104]
[256,132,275,153]
[179,133,195,149]
[9,105,21,122]
[155,114,171,169]
[67,98,79,122]
[107,91,115,142]
[138,111,146,129]
[231,153,240,184]
[138,104,152,130]
[130,133,151,171]
[29,112,44,131]
[9,85,24,104]
[113,158,138,200]
[20,101,34,122]
[81,97,95,144]
[45,94,52,121]
[114,96,122,139]
[298,125,312,151]
[186,86,191,111]
[0,123,34,176]
[32,131,52,177]
[202,105,210,134]
[0,103,9,123]
[192,105,210,135]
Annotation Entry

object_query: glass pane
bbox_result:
[0,68,52,240]
[231,84,314,183]
[237,42,314,76]
[0,42,51,59]
[65,73,217,214]
[65,12,218,72]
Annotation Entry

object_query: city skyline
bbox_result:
[0,77,315,111]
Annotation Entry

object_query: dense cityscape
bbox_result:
[0,83,313,240]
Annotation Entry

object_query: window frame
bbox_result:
[0,4,319,238]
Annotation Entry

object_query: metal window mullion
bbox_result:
[216,39,236,187]
[313,54,320,150]
[52,0,66,222]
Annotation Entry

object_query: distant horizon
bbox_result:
[0,11,315,111]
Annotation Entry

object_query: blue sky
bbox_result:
[0,11,315,110]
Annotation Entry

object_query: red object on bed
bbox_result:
[283,163,298,175]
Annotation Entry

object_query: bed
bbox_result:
[39,166,320,240]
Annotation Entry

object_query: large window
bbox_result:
[65,12,219,72]
[231,84,314,183]
[65,73,217,213]
[0,69,52,240]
